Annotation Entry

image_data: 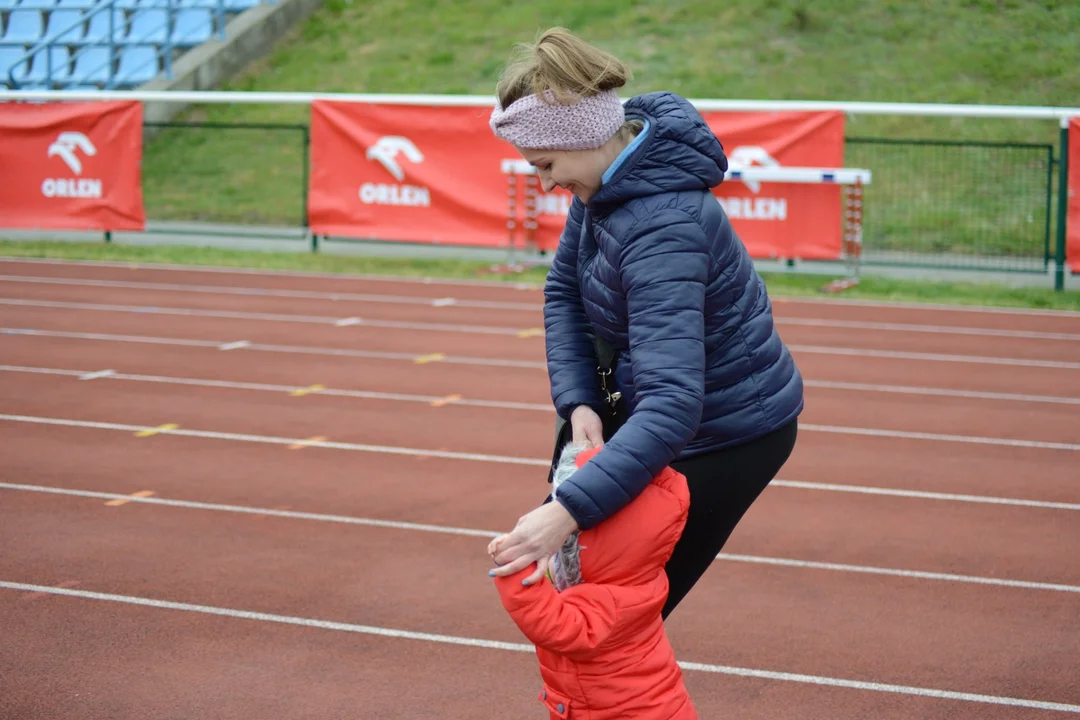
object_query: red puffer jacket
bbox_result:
[493,445,697,720]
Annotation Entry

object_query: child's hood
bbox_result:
[552,444,690,588]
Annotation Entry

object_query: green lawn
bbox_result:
[3,240,1077,311]
[139,0,1079,263]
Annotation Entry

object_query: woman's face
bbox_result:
[516,142,621,204]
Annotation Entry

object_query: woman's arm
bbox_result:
[543,197,606,421]
[554,209,708,530]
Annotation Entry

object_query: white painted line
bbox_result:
[800,423,1080,451]
[218,340,250,351]
[0,274,539,311]
[770,479,1080,511]
[714,553,1080,593]
[78,369,115,381]
[0,256,546,291]
[5,481,1077,594]
[775,293,1080,319]
[0,581,1077,714]
[804,380,1080,406]
[0,298,530,337]
[1,413,1077,511]
[779,317,1080,341]
[335,317,362,326]
[6,273,1078,339]
[0,328,548,369]
[2,364,1074,448]
[0,482,499,538]
[0,365,554,412]
[0,414,550,466]
[789,344,1080,370]
[6,257,1080,319]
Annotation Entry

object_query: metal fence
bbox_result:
[844,137,1055,273]
[133,121,1067,283]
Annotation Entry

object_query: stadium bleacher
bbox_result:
[1,0,264,90]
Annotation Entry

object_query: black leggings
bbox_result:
[662,419,798,619]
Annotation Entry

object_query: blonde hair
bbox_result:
[496,27,643,140]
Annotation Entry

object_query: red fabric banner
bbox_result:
[0,101,145,231]
[1068,117,1079,273]
[308,100,846,258]
[701,110,846,260]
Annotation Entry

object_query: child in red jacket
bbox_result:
[491,443,698,720]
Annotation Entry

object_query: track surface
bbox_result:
[1,258,1079,720]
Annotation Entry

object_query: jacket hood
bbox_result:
[589,91,729,214]
[551,444,690,589]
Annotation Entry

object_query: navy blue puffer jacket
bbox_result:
[544,91,804,530]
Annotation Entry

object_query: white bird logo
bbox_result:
[365,136,424,182]
[726,145,781,193]
[47,132,97,175]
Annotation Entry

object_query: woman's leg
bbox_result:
[662,419,798,619]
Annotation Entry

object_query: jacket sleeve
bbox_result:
[543,197,606,420]
[494,565,634,657]
[554,210,708,530]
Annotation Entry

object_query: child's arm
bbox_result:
[493,564,650,657]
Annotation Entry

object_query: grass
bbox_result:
[136,0,1080,262]
[3,239,1078,311]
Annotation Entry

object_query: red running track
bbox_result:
[1,257,1079,720]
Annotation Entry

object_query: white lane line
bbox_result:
[0,365,552,412]
[0,414,550,466]
[0,256,546,291]
[0,298,534,337]
[4,481,1077,594]
[789,344,1080,370]
[714,554,1080,593]
[6,273,1078,340]
[0,274,541,311]
[778,316,1080,341]
[0,328,548,369]
[2,364,1076,448]
[6,257,1080,320]
[770,479,1080,511]
[218,340,250,351]
[804,380,1080,406]
[7,327,1080,389]
[1,413,1077,511]
[799,423,1080,452]
[774,294,1080,319]
[0,581,1077,714]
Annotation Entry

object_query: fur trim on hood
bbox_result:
[549,443,587,592]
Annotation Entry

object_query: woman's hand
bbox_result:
[570,405,605,448]
[488,500,580,586]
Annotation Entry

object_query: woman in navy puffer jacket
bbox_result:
[487,27,803,618]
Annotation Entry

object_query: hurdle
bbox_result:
[498,159,871,288]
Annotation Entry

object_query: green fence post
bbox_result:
[1056,117,1070,292]
[301,125,312,251]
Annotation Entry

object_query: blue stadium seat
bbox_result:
[3,9,44,42]
[0,46,30,84]
[113,44,155,85]
[69,44,110,83]
[169,7,209,46]
[43,7,86,43]
[56,0,98,8]
[24,45,70,83]
[0,0,21,10]
[223,0,258,12]
[82,8,126,43]
[125,7,167,43]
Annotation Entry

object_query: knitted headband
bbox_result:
[489,88,625,151]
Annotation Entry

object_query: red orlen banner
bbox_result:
[1068,117,1079,273]
[308,99,845,258]
[309,99,574,249]
[0,101,145,231]
[702,110,846,260]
